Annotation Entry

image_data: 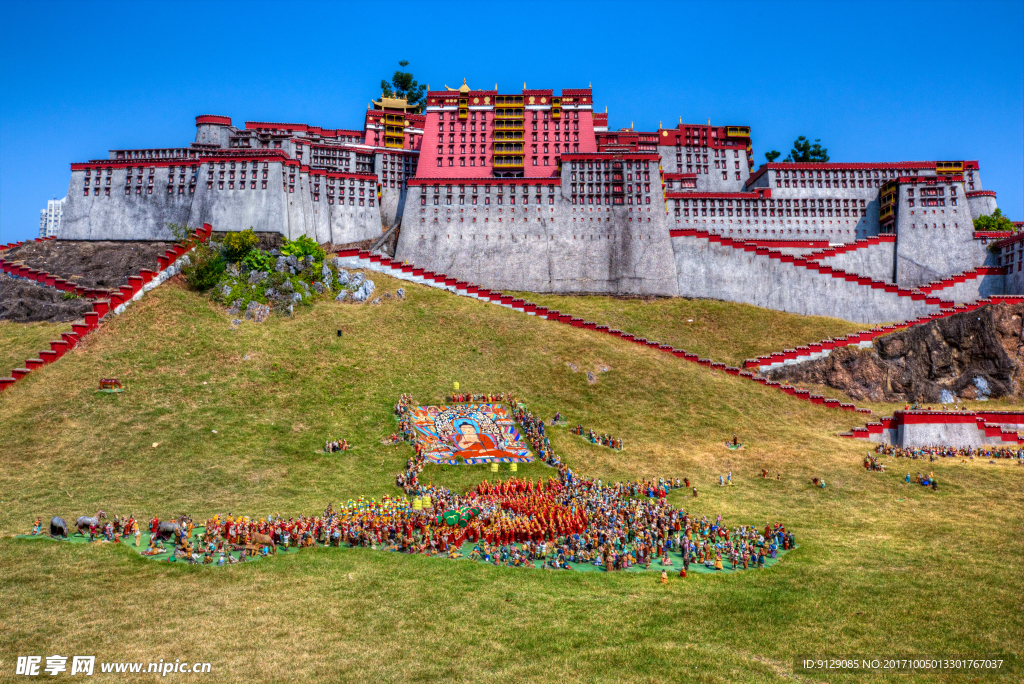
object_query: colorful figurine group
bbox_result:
[875,444,1024,463]
[570,424,623,450]
[324,439,350,453]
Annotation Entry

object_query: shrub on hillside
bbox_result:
[242,248,274,273]
[280,235,325,262]
[222,228,260,261]
[183,244,226,291]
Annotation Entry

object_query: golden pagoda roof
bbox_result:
[445,78,471,94]
[371,95,414,111]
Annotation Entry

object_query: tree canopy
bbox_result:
[380,60,427,114]
[764,150,782,163]
[974,208,1016,232]
[784,136,829,163]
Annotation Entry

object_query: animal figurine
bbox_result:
[75,510,106,536]
[249,531,277,554]
[98,378,122,391]
[50,516,68,538]
[154,515,190,543]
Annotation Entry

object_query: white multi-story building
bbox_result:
[38,197,66,238]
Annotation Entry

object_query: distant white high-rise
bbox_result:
[38,197,66,238]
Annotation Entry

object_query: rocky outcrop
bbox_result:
[0,272,94,323]
[767,303,1024,402]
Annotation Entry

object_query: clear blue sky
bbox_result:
[2,0,1021,243]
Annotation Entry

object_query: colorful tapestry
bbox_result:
[409,404,534,465]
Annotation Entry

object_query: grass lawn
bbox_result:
[0,320,70,377]
[509,291,867,368]
[0,274,1021,683]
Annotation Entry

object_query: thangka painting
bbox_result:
[409,404,534,465]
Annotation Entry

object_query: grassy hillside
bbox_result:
[1,274,1021,683]
[510,291,866,368]
[0,320,70,377]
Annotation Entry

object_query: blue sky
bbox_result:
[2,0,1021,243]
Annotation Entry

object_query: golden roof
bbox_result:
[445,78,471,94]
[371,95,414,111]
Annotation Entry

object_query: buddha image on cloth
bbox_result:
[450,417,511,461]
[409,404,534,465]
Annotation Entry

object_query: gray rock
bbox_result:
[287,304,294,316]
[351,279,375,303]
[270,249,280,257]
[285,255,299,268]
[227,299,243,315]
[247,270,268,285]
[974,376,991,400]
[298,280,310,292]
[274,257,288,274]
[227,263,239,277]
[321,264,333,288]
[313,281,326,294]
[396,288,405,299]
[335,290,349,302]
[178,255,191,268]
[350,272,365,289]
[371,297,382,305]
[232,319,242,326]
[280,280,294,293]
[304,255,315,266]
[221,284,232,297]
[265,288,279,300]
[291,292,303,303]
[244,301,270,323]
[336,269,350,287]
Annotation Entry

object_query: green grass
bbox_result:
[0,320,70,376]
[0,275,1021,683]
[510,291,866,368]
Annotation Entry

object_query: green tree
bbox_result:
[765,150,782,163]
[973,208,1016,232]
[784,136,829,163]
[380,60,427,113]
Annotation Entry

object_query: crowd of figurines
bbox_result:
[33,466,795,572]
[874,444,1024,462]
[570,425,623,450]
[32,391,796,572]
[904,471,939,490]
[324,438,350,453]
[863,454,886,472]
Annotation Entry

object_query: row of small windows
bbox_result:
[572,183,651,194]
[433,155,567,167]
[422,195,554,206]
[574,171,650,182]
[905,186,958,207]
[574,196,649,206]
[426,183,556,194]
[779,177,882,189]
[571,160,651,171]
[672,197,868,218]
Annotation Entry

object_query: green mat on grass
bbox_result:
[17,527,793,574]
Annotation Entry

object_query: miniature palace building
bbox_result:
[57,79,1020,321]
